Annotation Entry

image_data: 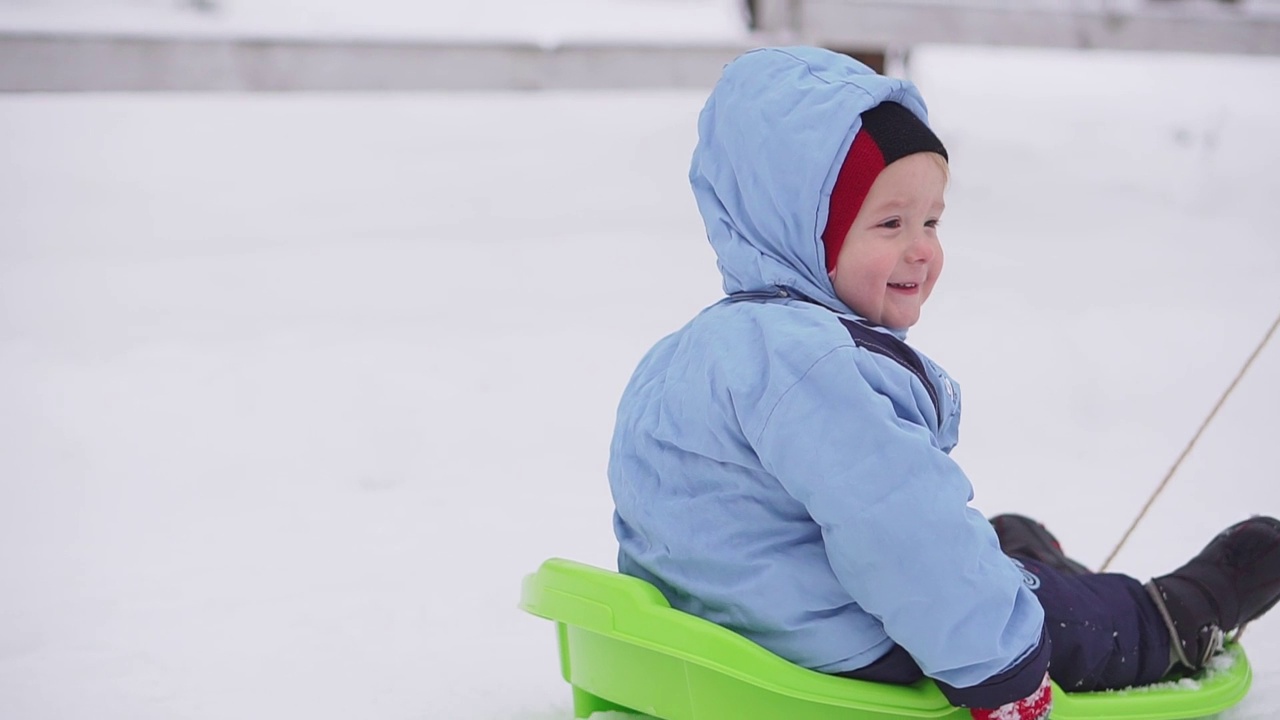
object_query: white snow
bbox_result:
[2,35,1280,720]
[0,0,749,44]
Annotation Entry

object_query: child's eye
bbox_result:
[925,219,941,229]
[879,218,902,229]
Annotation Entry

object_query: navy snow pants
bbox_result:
[839,557,1172,703]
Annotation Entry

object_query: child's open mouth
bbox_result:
[888,282,920,293]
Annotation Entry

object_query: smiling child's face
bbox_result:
[828,152,948,330]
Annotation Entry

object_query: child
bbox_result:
[607,46,1280,720]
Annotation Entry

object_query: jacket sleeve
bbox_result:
[751,346,1045,689]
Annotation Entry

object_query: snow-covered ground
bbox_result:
[2,42,1280,719]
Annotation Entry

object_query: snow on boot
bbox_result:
[990,513,1091,575]
[1146,516,1280,671]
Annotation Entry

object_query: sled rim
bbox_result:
[520,557,1252,720]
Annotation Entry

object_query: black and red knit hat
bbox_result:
[822,102,948,273]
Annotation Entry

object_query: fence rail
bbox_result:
[3,1,1279,91]
[757,0,1280,55]
[0,34,751,91]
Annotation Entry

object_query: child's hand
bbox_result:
[967,672,1051,720]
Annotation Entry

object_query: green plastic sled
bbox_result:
[520,558,1253,720]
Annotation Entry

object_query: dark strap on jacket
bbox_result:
[838,318,942,427]
[723,288,943,426]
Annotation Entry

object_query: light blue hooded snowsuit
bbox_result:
[608,47,1045,688]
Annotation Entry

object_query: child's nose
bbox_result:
[905,234,936,263]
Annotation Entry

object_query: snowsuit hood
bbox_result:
[689,47,936,321]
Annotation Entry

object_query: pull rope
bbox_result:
[1100,309,1280,572]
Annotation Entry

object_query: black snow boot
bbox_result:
[989,513,1091,575]
[1147,516,1280,671]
